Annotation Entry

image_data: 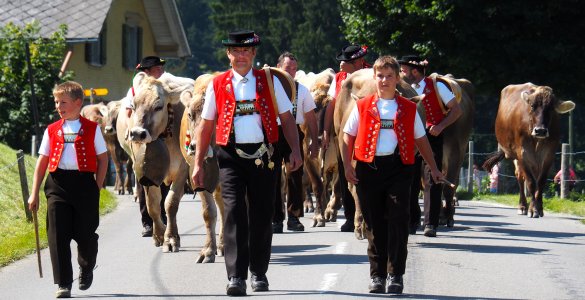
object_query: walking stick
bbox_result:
[32,210,43,278]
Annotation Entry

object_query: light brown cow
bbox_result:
[296,69,337,227]
[102,100,134,195]
[123,72,194,252]
[179,73,225,263]
[483,83,574,217]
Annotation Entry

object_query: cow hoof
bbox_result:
[197,254,215,263]
[354,230,365,240]
[117,190,122,195]
[217,249,224,257]
[317,220,326,227]
[447,219,454,227]
[517,209,527,215]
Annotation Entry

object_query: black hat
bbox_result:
[136,56,165,70]
[397,55,428,69]
[222,30,261,47]
[336,44,368,61]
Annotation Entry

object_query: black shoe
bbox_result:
[340,220,354,232]
[368,276,385,293]
[55,284,72,298]
[423,225,437,237]
[79,268,93,290]
[250,274,269,292]
[272,222,283,234]
[142,225,153,237]
[226,277,247,296]
[387,274,403,294]
[286,217,305,231]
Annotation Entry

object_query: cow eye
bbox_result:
[154,105,164,111]
[187,112,193,120]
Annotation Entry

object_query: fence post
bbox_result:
[17,150,32,222]
[31,135,37,158]
[560,143,569,199]
[468,141,474,193]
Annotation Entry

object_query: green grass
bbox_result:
[0,143,117,267]
[477,193,585,224]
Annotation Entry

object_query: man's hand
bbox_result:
[191,164,205,190]
[430,167,445,185]
[287,150,303,172]
[28,194,39,212]
[344,163,358,185]
[428,124,444,136]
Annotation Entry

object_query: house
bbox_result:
[0,0,191,101]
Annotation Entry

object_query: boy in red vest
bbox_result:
[28,81,108,298]
[341,56,443,294]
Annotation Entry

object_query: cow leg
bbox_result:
[125,159,134,195]
[197,190,218,263]
[162,179,185,253]
[144,186,165,247]
[442,188,456,228]
[304,157,325,227]
[515,164,528,215]
[350,184,366,240]
[324,171,341,222]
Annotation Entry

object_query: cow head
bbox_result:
[181,73,215,156]
[80,102,106,130]
[103,100,121,136]
[521,86,575,138]
[128,73,193,143]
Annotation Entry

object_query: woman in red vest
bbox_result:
[341,56,443,295]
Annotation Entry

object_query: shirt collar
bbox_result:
[232,69,254,83]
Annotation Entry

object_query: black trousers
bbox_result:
[273,126,304,223]
[217,143,276,279]
[355,156,414,278]
[423,132,444,227]
[138,183,168,227]
[409,155,423,227]
[44,169,100,286]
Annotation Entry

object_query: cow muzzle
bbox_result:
[129,127,152,143]
[531,127,549,138]
[104,125,115,135]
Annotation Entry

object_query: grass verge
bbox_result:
[476,193,585,224]
[0,143,117,267]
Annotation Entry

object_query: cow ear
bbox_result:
[555,100,576,114]
[521,89,534,102]
[133,72,148,90]
[180,90,193,105]
[98,104,109,117]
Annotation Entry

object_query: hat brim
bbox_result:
[222,40,261,47]
[398,60,424,68]
[137,61,166,70]
[336,52,366,62]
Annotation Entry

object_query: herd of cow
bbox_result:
[80,67,575,260]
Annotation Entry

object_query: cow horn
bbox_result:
[555,100,576,114]
[521,90,529,101]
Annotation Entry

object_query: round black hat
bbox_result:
[336,44,368,61]
[222,30,261,47]
[136,56,165,70]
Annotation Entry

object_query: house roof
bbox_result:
[0,0,191,58]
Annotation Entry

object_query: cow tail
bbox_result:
[482,150,505,172]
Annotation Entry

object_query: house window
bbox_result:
[122,24,142,70]
[85,25,107,66]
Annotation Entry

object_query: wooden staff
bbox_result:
[32,210,43,278]
[441,178,456,189]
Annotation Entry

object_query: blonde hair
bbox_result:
[53,81,84,101]
[373,55,400,77]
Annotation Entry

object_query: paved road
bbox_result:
[1,189,585,299]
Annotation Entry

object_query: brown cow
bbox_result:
[179,73,225,263]
[483,83,575,217]
[102,100,134,195]
[124,72,194,252]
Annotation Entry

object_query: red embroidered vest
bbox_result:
[353,94,416,165]
[421,77,447,127]
[213,69,279,145]
[47,116,98,172]
[334,72,348,99]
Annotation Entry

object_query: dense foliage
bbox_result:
[0,21,72,150]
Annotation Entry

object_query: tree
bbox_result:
[0,21,72,151]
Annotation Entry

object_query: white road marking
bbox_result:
[319,273,338,291]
